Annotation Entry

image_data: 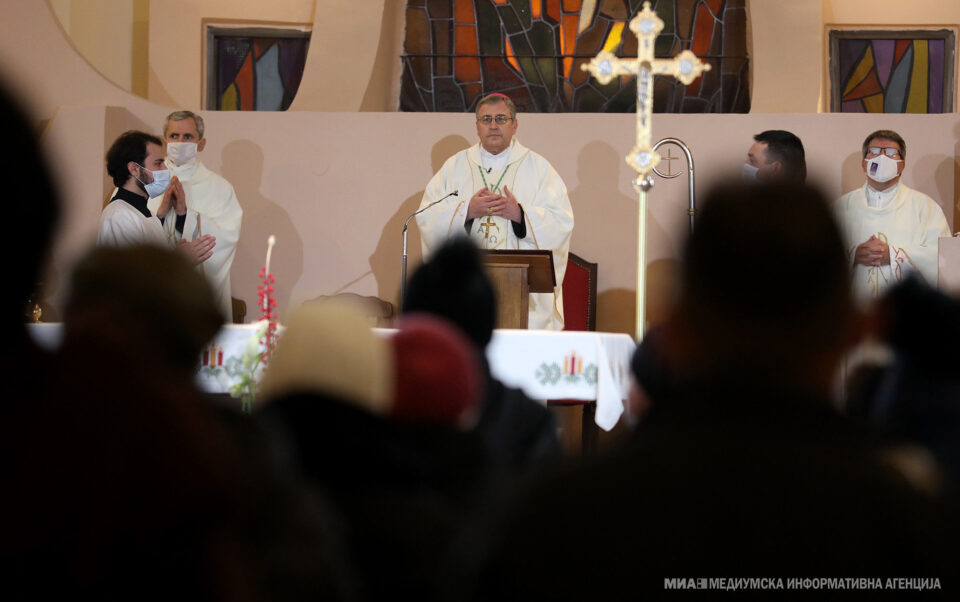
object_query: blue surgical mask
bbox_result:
[742,162,760,182]
[137,164,171,197]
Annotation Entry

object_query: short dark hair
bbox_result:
[862,129,906,160]
[754,130,806,183]
[106,130,162,188]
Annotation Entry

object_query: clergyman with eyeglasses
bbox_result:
[415,93,574,330]
[833,129,950,301]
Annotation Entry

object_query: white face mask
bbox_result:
[865,154,901,184]
[137,165,171,198]
[166,141,198,167]
[742,162,760,182]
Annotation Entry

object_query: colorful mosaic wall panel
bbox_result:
[832,31,955,113]
[401,0,749,113]
[216,36,310,111]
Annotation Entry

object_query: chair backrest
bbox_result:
[309,292,395,328]
[231,297,246,324]
[561,252,597,331]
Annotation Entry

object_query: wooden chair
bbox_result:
[548,252,600,456]
[231,297,246,324]
[309,292,395,327]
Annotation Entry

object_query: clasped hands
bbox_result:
[155,175,217,265]
[854,235,890,267]
[156,175,187,218]
[467,185,522,223]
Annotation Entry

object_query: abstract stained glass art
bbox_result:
[401,0,749,113]
[214,35,310,111]
[832,30,955,113]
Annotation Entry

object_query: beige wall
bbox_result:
[47,0,404,112]
[49,0,136,92]
[36,104,960,333]
[747,0,823,113]
[4,0,960,334]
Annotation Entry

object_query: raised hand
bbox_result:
[178,234,216,265]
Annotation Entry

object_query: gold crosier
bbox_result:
[581,1,709,341]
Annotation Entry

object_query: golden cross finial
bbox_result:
[582,1,710,187]
[580,1,710,340]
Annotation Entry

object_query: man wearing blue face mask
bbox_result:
[98,130,216,265]
[150,111,242,319]
[834,129,950,302]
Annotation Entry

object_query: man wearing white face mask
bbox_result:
[743,130,806,184]
[98,130,216,265]
[834,129,950,301]
[148,111,242,321]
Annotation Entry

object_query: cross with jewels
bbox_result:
[581,1,710,340]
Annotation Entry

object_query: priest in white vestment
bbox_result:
[99,130,215,265]
[834,129,950,302]
[416,94,574,330]
[149,111,243,321]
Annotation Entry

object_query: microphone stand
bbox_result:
[400,190,458,311]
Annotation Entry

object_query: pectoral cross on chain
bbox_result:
[581,0,710,340]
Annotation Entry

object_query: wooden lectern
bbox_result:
[480,249,555,329]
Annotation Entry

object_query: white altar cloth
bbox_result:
[27,324,635,430]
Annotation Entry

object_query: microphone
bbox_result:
[400,190,459,310]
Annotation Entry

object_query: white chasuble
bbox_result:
[150,160,243,320]
[417,139,574,330]
[834,183,950,302]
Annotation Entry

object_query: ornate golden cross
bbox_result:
[581,1,710,340]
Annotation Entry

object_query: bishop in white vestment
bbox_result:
[416,94,574,330]
[834,130,949,302]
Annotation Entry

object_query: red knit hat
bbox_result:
[390,314,483,429]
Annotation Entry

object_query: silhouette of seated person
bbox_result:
[465,181,958,599]
[847,276,960,491]
[402,237,562,471]
[258,304,487,600]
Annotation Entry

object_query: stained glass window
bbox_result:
[831,30,955,113]
[206,27,311,111]
[401,0,749,113]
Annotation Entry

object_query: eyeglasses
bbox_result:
[477,114,513,125]
[867,146,902,159]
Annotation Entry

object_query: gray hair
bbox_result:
[475,93,516,119]
[163,110,205,139]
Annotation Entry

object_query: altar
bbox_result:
[27,323,636,430]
